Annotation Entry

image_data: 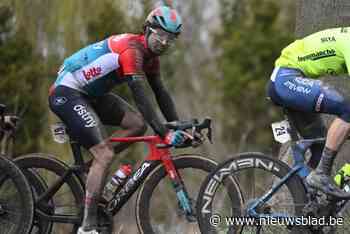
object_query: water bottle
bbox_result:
[103,164,132,201]
[334,163,350,192]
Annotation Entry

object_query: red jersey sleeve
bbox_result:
[118,48,144,76]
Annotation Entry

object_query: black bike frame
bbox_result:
[36,139,192,223]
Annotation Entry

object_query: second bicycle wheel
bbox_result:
[24,168,53,234]
[135,154,242,234]
[14,153,85,234]
[196,152,309,234]
[0,156,34,234]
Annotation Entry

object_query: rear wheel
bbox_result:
[136,154,241,234]
[0,156,34,234]
[14,153,85,234]
[24,169,53,234]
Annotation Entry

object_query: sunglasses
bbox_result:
[149,27,178,45]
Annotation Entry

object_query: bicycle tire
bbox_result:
[135,154,242,234]
[196,152,309,234]
[24,169,53,234]
[0,156,34,234]
[14,153,85,234]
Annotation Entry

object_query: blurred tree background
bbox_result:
[3,1,350,233]
[0,4,48,153]
[215,0,294,152]
[2,0,333,232]
[0,0,296,159]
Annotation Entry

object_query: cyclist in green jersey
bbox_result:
[267,27,350,198]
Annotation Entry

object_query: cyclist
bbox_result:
[267,27,350,198]
[48,6,185,234]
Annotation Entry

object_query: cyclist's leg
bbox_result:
[268,67,350,196]
[306,86,350,197]
[286,111,326,169]
[92,92,147,154]
[312,83,350,171]
[49,86,110,232]
[320,82,350,151]
[84,142,113,231]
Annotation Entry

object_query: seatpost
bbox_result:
[283,108,310,177]
[282,108,299,142]
[70,140,85,166]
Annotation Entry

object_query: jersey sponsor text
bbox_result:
[83,67,102,80]
[297,49,336,62]
[73,105,97,128]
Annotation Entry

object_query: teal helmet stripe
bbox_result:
[152,6,182,34]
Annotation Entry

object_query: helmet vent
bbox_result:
[147,6,182,34]
[158,16,167,27]
[176,24,182,31]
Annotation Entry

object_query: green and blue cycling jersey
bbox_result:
[268,27,350,123]
[275,27,350,77]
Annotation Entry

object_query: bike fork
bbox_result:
[162,157,196,222]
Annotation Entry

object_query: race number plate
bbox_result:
[271,120,291,144]
[51,122,68,144]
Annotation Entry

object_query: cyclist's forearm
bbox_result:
[147,74,179,121]
[155,90,179,122]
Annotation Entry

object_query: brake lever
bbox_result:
[207,125,213,144]
[191,126,196,137]
[189,126,203,147]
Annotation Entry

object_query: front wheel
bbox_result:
[135,154,242,234]
[196,152,309,234]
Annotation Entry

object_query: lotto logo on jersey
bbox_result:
[83,67,102,80]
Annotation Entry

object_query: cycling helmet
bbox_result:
[145,6,182,35]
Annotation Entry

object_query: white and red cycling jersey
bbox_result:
[50,34,160,96]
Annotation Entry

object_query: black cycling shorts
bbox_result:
[49,85,136,149]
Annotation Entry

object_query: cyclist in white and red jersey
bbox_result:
[49,6,185,234]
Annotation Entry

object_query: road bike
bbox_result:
[14,118,240,234]
[196,108,350,234]
[0,104,34,234]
